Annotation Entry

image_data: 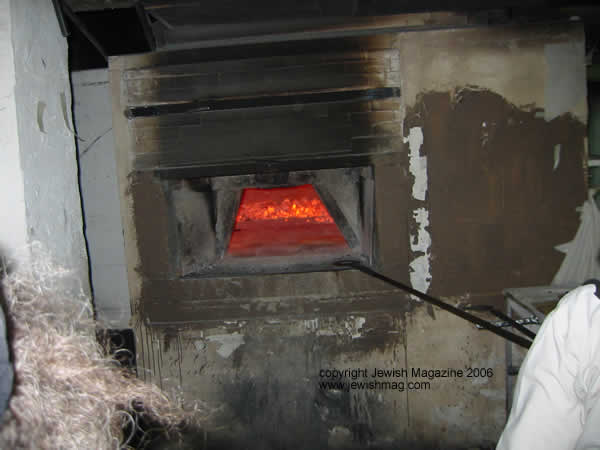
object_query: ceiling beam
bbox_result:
[61,0,109,61]
[63,0,135,12]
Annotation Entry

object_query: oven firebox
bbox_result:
[168,166,375,277]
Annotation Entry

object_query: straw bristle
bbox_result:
[0,244,191,449]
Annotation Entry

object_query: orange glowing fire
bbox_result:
[227,184,347,257]
[234,185,334,224]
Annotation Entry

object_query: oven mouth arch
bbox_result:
[168,166,375,278]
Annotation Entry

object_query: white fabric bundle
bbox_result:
[497,285,600,449]
[553,194,600,285]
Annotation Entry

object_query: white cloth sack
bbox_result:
[553,194,600,284]
[497,285,600,449]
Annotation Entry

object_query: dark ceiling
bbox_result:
[59,0,600,71]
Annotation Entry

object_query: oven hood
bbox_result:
[110,35,403,179]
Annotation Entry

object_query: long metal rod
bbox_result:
[125,87,400,118]
[335,260,533,349]
[489,309,537,340]
[463,304,538,340]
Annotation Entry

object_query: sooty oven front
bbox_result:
[110,33,408,325]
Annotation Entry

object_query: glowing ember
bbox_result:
[227,184,348,257]
[235,186,333,224]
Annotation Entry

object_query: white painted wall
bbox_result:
[0,0,89,292]
[0,0,28,259]
[72,69,130,327]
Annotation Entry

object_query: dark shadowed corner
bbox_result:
[0,247,14,420]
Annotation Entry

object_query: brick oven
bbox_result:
[106,20,587,448]
[109,33,410,326]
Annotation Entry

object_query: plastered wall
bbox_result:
[0,0,89,284]
[0,0,27,258]
[72,70,130,327]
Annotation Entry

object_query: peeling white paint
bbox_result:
[350,317,366,339]
[553,144,561,171]
[403,127,428,201]
[304,318,319,331]
[481,123,490,148]
[409,255,431,299]
[302,316,366,338]
[206,332,245,358]
[409,208,432,300]
[410,208,431,253]
[405,129,432,299]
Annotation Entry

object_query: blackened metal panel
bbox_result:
[130,97,403,175]
[111,36,402,175]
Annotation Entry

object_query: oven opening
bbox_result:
[227,184,349,257]
[168,166,375,277]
